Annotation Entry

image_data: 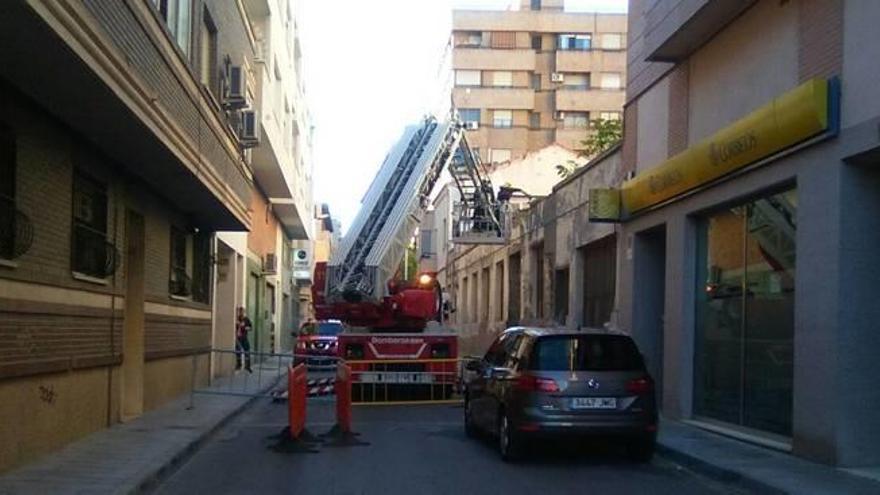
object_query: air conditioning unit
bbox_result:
[240,110,260,148]
[465,121,479,130]
[550,72,565,83]
[554,111,566,120]
[224,65,247,109]
[263,253,277,274]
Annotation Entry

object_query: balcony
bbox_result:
[555,89,625,112]
[453,87,535,110]
[453,9,627,34]
[453,48,535,71]
[0,1,251,230]
[555,50,626,73]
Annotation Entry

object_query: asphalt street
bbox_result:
[157,388,748,495]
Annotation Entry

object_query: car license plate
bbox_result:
[357,372,434,384]
[571,397,617,410]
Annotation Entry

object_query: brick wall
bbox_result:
[247,186,278,259]
[798,0,843,81]
[81,0,252,205]
[1,81,211,377]
[667,62,690,157]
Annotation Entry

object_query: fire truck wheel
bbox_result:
[498,410,522,462]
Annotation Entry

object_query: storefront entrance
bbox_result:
[694,188,796,437]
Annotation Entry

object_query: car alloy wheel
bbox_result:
[464,398,478,438]
[498,413,520,461]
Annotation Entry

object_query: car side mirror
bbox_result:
[465,360,483,372]
[491,367,513,379]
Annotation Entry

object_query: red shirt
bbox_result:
[236,316,252,339]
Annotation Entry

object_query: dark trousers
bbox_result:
[235,336,251,370]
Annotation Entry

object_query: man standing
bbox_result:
[235,306,253,372]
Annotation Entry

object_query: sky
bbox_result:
[300,0,628,234]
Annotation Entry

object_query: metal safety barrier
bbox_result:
[189,349,295,406]
[346,358,463,405]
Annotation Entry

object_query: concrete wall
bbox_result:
[687,0,798,143]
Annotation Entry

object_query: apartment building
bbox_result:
[451,0,626,164]
[597,0,879,468]
[213,0,315,361]
[0,0,260,472]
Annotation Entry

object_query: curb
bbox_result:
[656,442,787,495]
[133,376,282,494]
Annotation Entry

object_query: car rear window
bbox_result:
[317,322,342,336]
[529,335,643,371]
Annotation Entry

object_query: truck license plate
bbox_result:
[571,397,617,410]
[358,372,434,384]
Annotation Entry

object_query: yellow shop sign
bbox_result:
[616,78,834,216]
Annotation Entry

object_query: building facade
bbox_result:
[0,0,257,472]
[212,0,315,360]
[433,146,623,356]
[607,0,880,468]
[0,0,316,473]
[452,0,626,164]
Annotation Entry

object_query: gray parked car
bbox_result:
[463,327,658,462]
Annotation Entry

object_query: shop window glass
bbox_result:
[695,189,796,436]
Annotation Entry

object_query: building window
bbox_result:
[0,125,16,260]
[420,228,434,258]
[71,171,111,278]
[558,33,591,51]
[598,111,622,121]
[490,31,516,49]
[530,0,542,10]
[531,73,541,90]
[457,31,482,47]
[695,189,797,436]
[531,34,542,50]
[562,72,590,90]
[495,261,505,321]
[564,111,589,129]
[199,7,218,95]
[530,112,541,129]
[493,109,513,128]
[600,72,622,89]
[601,33,624,50]
[459,108,480,124]
[455,70,481,87]
[554,267,569,324]
[532,243,545,319]
[191,233,211,303]
[581,235,616,327]
[151,0,192,57]
[169,227,191,297]
[489,148,511,163]
[491,71,513,88]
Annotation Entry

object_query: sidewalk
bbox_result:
[657,418,880,494]
[0,367,283,495]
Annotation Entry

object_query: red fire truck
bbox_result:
[311,116,506,401]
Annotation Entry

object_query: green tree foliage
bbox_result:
[555,118,623,179]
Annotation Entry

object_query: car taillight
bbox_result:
[515,374,559,392]
[626,376,654,395]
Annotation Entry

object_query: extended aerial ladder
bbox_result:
[312,115,506,331]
